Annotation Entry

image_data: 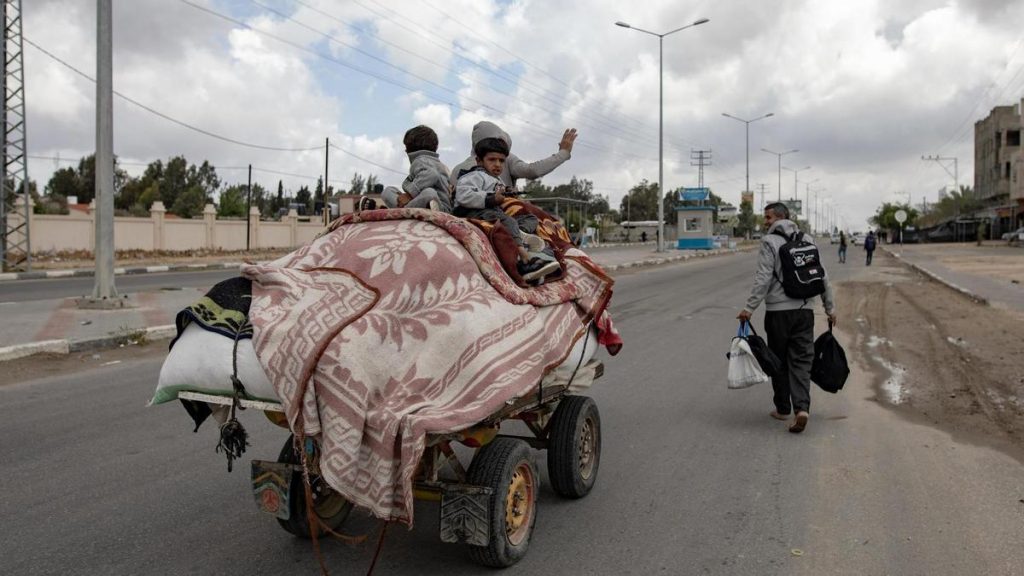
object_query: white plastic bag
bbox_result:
[727,337,769,389]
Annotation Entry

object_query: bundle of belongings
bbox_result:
[152,208,622,526]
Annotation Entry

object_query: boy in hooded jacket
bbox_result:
[455,137,561,283]
[371,125,453,213]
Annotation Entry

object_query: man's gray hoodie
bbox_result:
[744,219,836,315]
[449,121,570,189]
[402,150,452,213]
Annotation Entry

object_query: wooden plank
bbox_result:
[177,391,285,413]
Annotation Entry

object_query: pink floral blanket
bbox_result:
[241,209,619,525]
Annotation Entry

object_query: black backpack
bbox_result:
[772,230,826,300]
[811,324,850,393]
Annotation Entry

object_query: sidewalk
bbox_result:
[0,243,753,361]
[884,243,1024,312]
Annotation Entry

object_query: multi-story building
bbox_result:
[974,99,1023,236]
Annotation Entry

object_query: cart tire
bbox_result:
[276,435,352,538]
[547,395,601,498]
[466,437,538,567]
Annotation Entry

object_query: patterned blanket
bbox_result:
[241,208,620,525]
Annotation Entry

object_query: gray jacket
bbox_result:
[402,150,452,212]
[453,166,502,212]
[449,121,570,189]
[744,219,836,314]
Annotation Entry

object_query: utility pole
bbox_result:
[323,137,330,226]
[83,0,122,307]
[1,0,31,272]
[756,183,767,212]
[245,164,252,251]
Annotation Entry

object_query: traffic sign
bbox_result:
[895,210,907,224]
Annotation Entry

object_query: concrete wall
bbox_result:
[16,198,326,254]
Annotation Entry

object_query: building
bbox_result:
[974,99,1024,235]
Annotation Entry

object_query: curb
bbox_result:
[0,262,244,282]
[0,325,176,363]
[883,248,989,306]
[0,247,752,362]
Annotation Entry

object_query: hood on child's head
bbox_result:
[471,121,511,149]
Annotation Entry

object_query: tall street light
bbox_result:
[781,165,811,204]
[721,112,773,197]
[761,148,798,202]
[617,17,710,252]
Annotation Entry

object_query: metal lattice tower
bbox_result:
[2,0,31,272]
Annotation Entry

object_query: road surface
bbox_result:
[2,250,1021,575]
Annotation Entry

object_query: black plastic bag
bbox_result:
[811,323,850,393]
[743,321,783,379]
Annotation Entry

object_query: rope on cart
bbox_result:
[215,325,250,472]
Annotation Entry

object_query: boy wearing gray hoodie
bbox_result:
[376,125,453,213]
[454,137,560,283]
[737,202,837,434]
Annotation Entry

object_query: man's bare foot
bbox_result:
[789,411,809,433]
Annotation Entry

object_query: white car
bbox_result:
[1000,226,1024,241]
[851,233,865,246]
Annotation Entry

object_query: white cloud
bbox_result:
[22,0,1024,228]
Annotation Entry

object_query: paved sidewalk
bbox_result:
[884,243,1024,312]
[0,243,752,361]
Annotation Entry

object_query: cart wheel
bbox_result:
[466,437,538,567]
[276,435,352,538]
[547,395,601,498]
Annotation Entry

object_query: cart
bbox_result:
[178,359,603,568]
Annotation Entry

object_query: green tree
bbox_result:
[870,202,919,231]
[160,156,190,210]
[737,199,756,236]
[619,180,660,222]
[171,185,208,219]
[365,174,380,193]
[45,167,82,200]
[349,173,366,196]
[218,185,247,218]
[295,185,312,213]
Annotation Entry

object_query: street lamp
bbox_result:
[781,165,811,206]
[722,112,773,197]
[803,177,820,228]
[616,17,710,252]
[761,148,798,202]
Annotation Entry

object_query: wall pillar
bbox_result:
[203,203,216,249]
[150,201,166,251]
[248,206,261,250]
[286,208,298,246]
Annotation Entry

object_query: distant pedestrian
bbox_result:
[838,231,847,264]
[864,230,877,265]
[641,231,648,243]
[737,202,837,434]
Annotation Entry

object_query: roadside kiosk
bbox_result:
[676,206,715,250]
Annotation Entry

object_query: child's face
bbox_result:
[478,152,506,178]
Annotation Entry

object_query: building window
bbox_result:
[996,131,1002,148]
[684,217,703,233]
[1009,130,1021,147]
[1006,162,1012,178]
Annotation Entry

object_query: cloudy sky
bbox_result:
[23,0,1024,229]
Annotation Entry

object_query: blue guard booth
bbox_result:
[675,206,715,250]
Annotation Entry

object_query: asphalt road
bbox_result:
[2,251,1022,575]
[0,269,239,302]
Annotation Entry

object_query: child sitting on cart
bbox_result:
[360,125,453,213]
[454,137,561,283]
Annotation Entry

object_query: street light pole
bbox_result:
[617,18,709,252]
[781,165,811,209]
[722,112,774,198]
[762,148,799,202]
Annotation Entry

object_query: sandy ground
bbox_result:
[899,242,1024,284]
[838,251,1024,463]
[26,248,294,270]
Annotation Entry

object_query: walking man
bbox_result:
[838,231,847,263]
[737,203,836,433]
[864,230,877,266]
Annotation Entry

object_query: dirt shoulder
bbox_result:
[836,251,1024,463]
[27,248,295,270]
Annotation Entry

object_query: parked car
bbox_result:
[851,232,865,246]
[829,233,840,244]
[1000,226,1024,241]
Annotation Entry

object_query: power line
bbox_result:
[179,0,655,165]
[246,0,664,154]
[24,37,325,153]
[328,142,405,176]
